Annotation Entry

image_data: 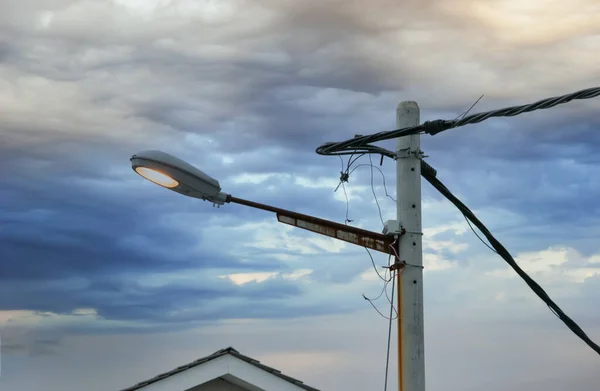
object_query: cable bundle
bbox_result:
[316,87,600,157]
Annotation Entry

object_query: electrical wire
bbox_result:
[363,274,391,303]
[324,87,600,389]
[348,152,366,171]
[369,154,385,226]
[463,214,498,254]
[383,270,396,391]
[421,164,600,356]
[316,86,600,157]
[454,94,484,121]
[336,155,399,319]
[383,272,397,313]
[340,182,352,224]
[363,250,398,320]
[336,153,397,322]
[363,281,398,320]
[339,154,400,319]
[366,247,390,282]
[349,163,397,203]
[336,155,398,389]
[335,155,398,320]
[335,156,353,224]
[364,275,391,302]
[336,153,397,225]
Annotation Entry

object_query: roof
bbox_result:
[120,346,321,391]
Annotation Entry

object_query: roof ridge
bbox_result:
[220,346,239,354]
[119,346,320,391]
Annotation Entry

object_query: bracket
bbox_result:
[395,147,427,160]
[387,260,406,272]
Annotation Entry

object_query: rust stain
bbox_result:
[278,215,395,255]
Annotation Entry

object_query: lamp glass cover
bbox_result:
[135,167,179,188]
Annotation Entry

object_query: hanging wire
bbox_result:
[349,163,397,203]
[383,269,396,391]
[369,153,385,226]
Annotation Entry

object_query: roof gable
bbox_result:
[120,347,320,391]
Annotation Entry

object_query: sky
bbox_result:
[1,0,599,390]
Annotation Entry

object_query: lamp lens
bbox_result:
[135,167,179,188]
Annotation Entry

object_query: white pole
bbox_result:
[396,101,425,391]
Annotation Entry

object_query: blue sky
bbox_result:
[1,0,600,390]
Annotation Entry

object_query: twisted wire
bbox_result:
[316,86,600,157]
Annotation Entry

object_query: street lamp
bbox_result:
[130,100,424,391]
[130,149,397,253]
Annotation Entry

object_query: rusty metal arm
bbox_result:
[226,195,396,255]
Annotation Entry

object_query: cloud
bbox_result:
[2,309,600,391]
[1,0,600,389]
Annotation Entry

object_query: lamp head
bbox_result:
[130,150,227,204]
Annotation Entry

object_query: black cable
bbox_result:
[452,87,599,129]
[421,165,600,356]
[383,270,396,391]
[369,154,385,226]
[454,94,484,121]
[335,156,353,224]
[340,182,352,224]
[316,86,600,157]
[318,140,400,158]
[348,152,366,170]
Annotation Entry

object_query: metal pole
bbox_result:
[396,101,425,391]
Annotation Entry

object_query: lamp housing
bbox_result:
[130,150,227,204]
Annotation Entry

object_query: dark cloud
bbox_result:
[77,276,303,322]
[1,338,62,356]
[1,1,600,390]
[0,144,310,323]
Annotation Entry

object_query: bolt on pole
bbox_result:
[396,101,425,391]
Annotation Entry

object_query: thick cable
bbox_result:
[316,87,600,157]
[420,163,600,356]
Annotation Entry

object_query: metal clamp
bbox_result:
[395,147,427,160]
[386,260,424,271]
